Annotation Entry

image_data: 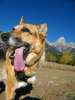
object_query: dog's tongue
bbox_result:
[14,47,25,72]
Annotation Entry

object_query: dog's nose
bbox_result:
[1,32,10,42]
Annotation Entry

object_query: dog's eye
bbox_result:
[21,28,30,32]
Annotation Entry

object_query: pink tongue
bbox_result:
[14,47,25,72]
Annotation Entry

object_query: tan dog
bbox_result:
[1,17,48,100]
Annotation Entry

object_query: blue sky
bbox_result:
[0,0,75,42]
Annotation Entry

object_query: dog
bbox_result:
[1,17,48,100]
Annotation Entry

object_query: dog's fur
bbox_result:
[1,17,48,100]
[0,33,8,84]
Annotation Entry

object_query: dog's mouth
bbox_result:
[9,44,30,72]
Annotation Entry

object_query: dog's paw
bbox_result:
[27,76,36,84]
[16,82,27,88]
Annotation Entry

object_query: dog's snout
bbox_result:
[9,36,31,49]
[15,38,21,42]
[1,32,10,42]
[14,37,30,49]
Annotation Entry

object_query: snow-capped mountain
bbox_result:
[45,37,75,65]
[46,37,75,52]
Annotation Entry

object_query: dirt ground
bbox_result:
[0,62,75,100]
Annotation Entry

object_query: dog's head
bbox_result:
[9,19,47,47]
[1,17,48,73]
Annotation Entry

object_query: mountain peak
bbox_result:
[56,37,66,45]
[47,36,75,53]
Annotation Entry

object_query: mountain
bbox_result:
[46,37,75,53]
[45,41,62,55]
[45,37,75,65]
[45,39,62,62]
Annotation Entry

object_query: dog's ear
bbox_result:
[39,24,48,37]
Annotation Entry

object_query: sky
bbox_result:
[0,0,75,42]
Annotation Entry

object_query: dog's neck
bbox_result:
[39,41,45,65]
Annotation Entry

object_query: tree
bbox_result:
[46,52,57,62]
[59,50,73,65]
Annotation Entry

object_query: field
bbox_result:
[0,62,75,100]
